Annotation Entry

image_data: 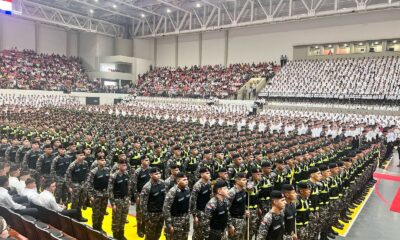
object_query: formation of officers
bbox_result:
[0,125,380,240]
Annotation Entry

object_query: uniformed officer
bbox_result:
[185,147,201,188]
[21,141,42,190]
[204,180,234,240]
[86,157,110,232]
[257,190,287,240]
[149,144,166,179]
[36,144,55,187]
[51,145,72,204]
[5,138,20,164]
[166,146,185,177]
[247,167,262,240]
[259,161,275,214]
[15,139,31,166]
[132,155,151,237]
[282,184,297,240]
[227,172,248,240]
[296,182,311,240]
[307,167,322,240]
[216,168,232,189]
[163,172,191,240]
[165,163,180,191]
[109,159,132,240]
[66,150,89,221]
[0,137,10,162]
[140,167,166,240]
[191,167,212,240]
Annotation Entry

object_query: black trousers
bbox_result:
[15,207,39,218]
[61,209,82,220]
[208,229,224,240]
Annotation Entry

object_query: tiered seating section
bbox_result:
[136,62,276,98]
[262,56,400,99]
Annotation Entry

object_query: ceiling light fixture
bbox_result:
[166,8,171,13]
[196,3,201,8]
[113,4,117,9]
[141,13,145,18]
[89,9,94,14]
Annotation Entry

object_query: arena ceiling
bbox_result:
[11,0,400,37]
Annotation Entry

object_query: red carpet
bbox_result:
[390,187,400,213]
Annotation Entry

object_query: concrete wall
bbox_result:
[178,34,200,67]
[148,9,400,67]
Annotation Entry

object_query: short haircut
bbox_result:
[43,178,56,189]
[0,176,9,187]
[25,178,36,185]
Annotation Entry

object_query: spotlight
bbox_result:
[196,3,201,8]
[166,8,171,13]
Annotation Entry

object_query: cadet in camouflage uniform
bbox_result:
[307,167,322,240]
[0,137,10,162]
[21,141,42,190]
[204,180,234,240]
[5,138,20,164]
[257,191,287,240]
[247,168,262,240]
[51,145,72,204]
[190,167,212,240]
[184,147,201,189]
[259,161,275,215]
[36,144,55,187]
[140,167,166,240]
[163,172,191,240]
[165,163,180,191]
[227,172,248,240]
[132,155,151,237]
[109,160,132,240]
[15,139,31,167]
[86,157,110,231]
[65,150,89,221]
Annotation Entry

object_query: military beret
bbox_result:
[270,190,284,199]
[199,167,210,174]
[150,167,160,174]
[261,161,271,168]
[282,184,295,191]
[251,167,260,174]
[218,167,228,173]
[328,163,337,169]
[232,153,241,159]
[319,164,328,171]
[297,182,310,189]
[308,167,320,174]
[203,149,211,154]
[214,180,227,190]
[276,159,284,164]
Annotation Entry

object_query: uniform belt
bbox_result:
[247,205,258,209]
[309,207,319,211]
[260,197,270,201]
[296,221,309,226]
[330,196,339,200]
[171,213,188,217]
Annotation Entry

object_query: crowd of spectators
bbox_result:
[0,94,80,108]
[262,56,400,99]
[0,49,98,92]
[136,62,276,98]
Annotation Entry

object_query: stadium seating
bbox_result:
[262,56,400,100]
[136,62,276,98]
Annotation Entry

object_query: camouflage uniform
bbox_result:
[257,211,290,240]
[66,160,89,210]
[86,166,110,231]
[5,145,20,165]
[109,170,132,239]
[51,154,73,203]
[22,149,42,190]
[246,180,261,240]
[190,179,212,240]
[140,179,166,240]
[163,185,191,240]
[132,166,150,237]
[0,143,10,162]
[184,155,200,188]
[36,153,55,187]
[15,146,31,167]
[227,186,247,240]
[204,197,232,240]
[296,195,311,240]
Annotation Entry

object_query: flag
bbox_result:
[0,0,12,15]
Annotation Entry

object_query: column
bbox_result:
[175,35,178,67]
[199,32,202,66]
[224,30,229,67]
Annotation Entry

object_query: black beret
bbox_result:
[176,172,186,179]
[336,161,344,167]
[270,190,284,199]
[251,167,260,174]
[261,161,271,168]
[140,155,149,161]
[328,163,337,169]
[150,167,160,174]
[319,164,328,171]
[342,157,351,162]
[282,184,294,191]
[218,167,227,173]
[173,145,181,151]
[203,149,211,154]
[214,180,227,190]
[118,159,127,164]
[276,159,284,164]
[199,167,210,174]
[297,182,310,189]
[232,153,241,159]
[308,167,319,174]
[169,163,179,169]
[235,172,246,179]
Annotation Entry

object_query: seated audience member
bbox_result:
[0,163,10,177]
[7,166,22,195]
[20,178,40,205]
[0,176,38,218]
[0,216,28,240]
[16,171,30,195]
[38,178,85,222]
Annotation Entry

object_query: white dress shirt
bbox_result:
[21,188,40,204]
[8,177,24,195]
[0,187,26,210]
[38,190,64,212]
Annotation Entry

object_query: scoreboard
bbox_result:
[0,0,12,15]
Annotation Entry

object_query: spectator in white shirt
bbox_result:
[20,178,40,205]
[0,176,38,218]
[0,162,10,177]
[0,216,10,239]
[8,166,22,195]
[38,178,85,222]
